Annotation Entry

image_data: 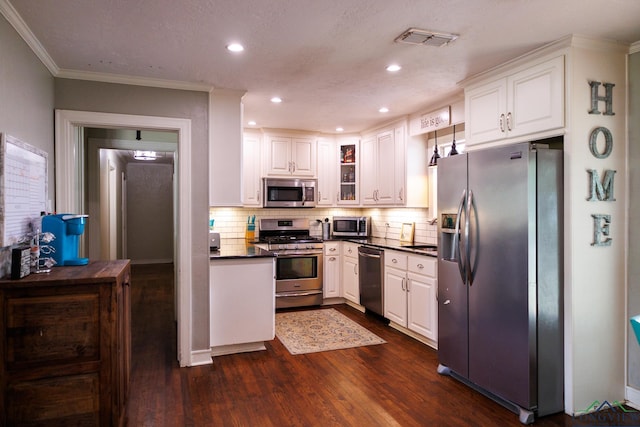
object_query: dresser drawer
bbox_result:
[6,293,100,364]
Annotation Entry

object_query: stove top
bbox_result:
[258,218,323,252]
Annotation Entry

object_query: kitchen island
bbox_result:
[209,239,276,356]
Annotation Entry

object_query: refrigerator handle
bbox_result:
[455,189,467,284]
[466,190,474,286]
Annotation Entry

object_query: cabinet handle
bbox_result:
[407,278,410,292]
[401,277,406,291]
[499,113,506,133]
[348,248,352,254]
[354,264,357,275]
[337,192,340,202]
[399,188,404,201]
[329,247,336,252]
[257,191,260,202]
[392,258,398,264]
[292,162,296,173]
[506,112,512,131]
[318,191,322,201]
[329,256,336,261]
[288,161,292,172]
[417,263,424,269]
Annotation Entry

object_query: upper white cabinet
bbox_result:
[337,136,359,205]
[465,55,564,146]
[209,90,245,206]
[361,124,406,205]
[242,132,262,206]
[265,133,316,177]
[316,136,336,206]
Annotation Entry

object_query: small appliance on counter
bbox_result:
[332,216,369,237]
[41,214,89,266]
[209,231,221,250]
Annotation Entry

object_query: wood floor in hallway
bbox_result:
[124,263,637,426]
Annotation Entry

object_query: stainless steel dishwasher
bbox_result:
[358,245,384,316]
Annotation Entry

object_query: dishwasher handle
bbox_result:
[358,246,383,258]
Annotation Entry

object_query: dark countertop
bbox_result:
[210,239,276,260]
[337,237,438,257]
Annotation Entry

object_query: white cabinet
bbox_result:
[383,251,409,325]
[361,125,406,205]
[341,242,359,304]
[337,137,359,205]
[465,56,564,146]
[384,250,437,342]
[242,132,262,206]
[265,134,316,177]
[323,242,341,298]
[210,257,275,356]
[406,255,437,341]
[317,136,336,206]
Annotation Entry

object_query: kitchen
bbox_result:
[0,0,639,424]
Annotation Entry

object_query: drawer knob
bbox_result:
[392,258,398,263]
[417,264,424,269]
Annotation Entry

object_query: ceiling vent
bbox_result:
[394,28,458,47]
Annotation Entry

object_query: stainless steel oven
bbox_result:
[259,218,324,308]
[274,250,323,308]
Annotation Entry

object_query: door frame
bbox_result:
[55,109,193,367]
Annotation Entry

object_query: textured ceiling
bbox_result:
[4,0,640,133]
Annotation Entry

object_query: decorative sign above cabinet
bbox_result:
[410,106,451,135]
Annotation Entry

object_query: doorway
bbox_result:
[55,110,194,367]
[86,129,177,264]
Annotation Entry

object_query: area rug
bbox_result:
[275,308,386,355]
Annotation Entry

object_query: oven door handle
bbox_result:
[276,290,323,297]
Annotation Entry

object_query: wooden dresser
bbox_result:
[0,260,131,426]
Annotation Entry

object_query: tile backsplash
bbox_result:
[209,206,437,245]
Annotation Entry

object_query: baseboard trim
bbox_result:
[189,349,213,366]
[388,321,438,350]
[627,385,640,410]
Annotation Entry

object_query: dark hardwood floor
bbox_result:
[125,263,638,426]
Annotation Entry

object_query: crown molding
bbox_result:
[56,68,212,92]
[630,41,640,55]
[0,0,59,75]
[1,0,212,92]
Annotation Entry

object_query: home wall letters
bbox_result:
[587,81,617,247]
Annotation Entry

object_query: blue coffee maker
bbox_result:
[41,214,89,266]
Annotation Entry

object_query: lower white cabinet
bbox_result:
[384,250,438,342]
[323,242,341,298]
[209,257,275,356]
[341,242,359,304]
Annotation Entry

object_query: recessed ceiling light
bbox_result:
[271,97,282,103]
[386,64,401,72]
[226,43,244,52]
[248,120,257,126]
[379,107,389,113]
[336,127,344,132]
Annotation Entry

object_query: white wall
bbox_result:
[628,49,640,397]
[564,40,628,414]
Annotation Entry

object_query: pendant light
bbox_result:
[449,124,459,156]
[429,130,440,167]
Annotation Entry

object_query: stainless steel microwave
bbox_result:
[333,216,370,237]
[263,178,317,208]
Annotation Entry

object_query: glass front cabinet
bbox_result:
[338,137,359,205]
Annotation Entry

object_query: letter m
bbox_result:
[587,169,616,201]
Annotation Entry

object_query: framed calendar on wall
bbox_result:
[0,133,48,247]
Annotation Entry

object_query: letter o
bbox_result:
[589,127,613,159]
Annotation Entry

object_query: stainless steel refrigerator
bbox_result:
[436,142,563,424]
